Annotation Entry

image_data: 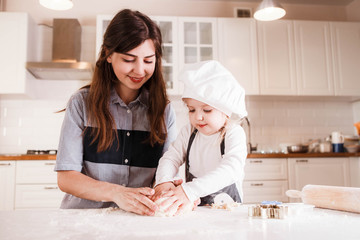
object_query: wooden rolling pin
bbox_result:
[286,185,360,214]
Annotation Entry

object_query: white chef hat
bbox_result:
[179,60,247,118]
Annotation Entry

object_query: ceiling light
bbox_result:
[39,0,73,11]
[254,0,286,21]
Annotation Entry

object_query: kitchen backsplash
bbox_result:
[0,88,356,154]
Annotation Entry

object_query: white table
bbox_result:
[0,205,359,240]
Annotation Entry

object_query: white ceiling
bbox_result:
[193,0,355,6]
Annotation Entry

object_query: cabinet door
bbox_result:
[0,161,15,210]
[15,184,63,209]
[16,160,57,184]
[178,17,218,68]
[294,21,334,96]
[349,157,360,187]
[95,14,113,59]
[0,13,36,94]
[151,16,180,95]
[257,20,297,95]
[243,180,288,203]
[288,158,350,191]
[330,22,360,96]
[217,18,259,95]
[244,158,288,180]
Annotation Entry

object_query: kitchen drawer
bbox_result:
[242,180,289,203]
[16,160,57,184]
[244,158,288,180]
[15,184,64,209]
[0,161,16,210]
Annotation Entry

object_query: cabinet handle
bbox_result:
[250,160,263,164]
[296,159,308,163]
[0,163,11,166]
[250,183,264,187]
[44,162,56,166]
[44,186,58,190]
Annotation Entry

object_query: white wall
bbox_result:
[5,0,349,26]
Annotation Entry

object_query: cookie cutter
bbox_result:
[248,201,288,219]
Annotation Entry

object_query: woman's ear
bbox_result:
[106,54,112,63]
[105,48,112,63]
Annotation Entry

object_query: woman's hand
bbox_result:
[111,186,158,216]
[57,170,158,216]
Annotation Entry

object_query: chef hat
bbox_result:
[179,60,247,118]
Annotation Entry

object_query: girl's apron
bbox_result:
[185,129,241,205]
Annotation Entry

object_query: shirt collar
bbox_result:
[110,87,149,108]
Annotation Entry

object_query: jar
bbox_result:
[319,141,332,153]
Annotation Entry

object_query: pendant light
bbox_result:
[254,0,286,21]
[39,0,73,11]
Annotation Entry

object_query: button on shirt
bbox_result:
[55,87,177,209]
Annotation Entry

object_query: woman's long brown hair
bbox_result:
[86,9,168,152]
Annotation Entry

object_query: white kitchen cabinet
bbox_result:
[151,16,180,95]
[0,161,15,210]
[257,20,297,95]
[349,157,360,187]
[217,18,259,95]
[15,160,64,209]
[243,158,288,203]
[178,17,218,66]
[294,21,334,96]
[0,12,36,95]
[330,22,360,96]
[288,158,350,196]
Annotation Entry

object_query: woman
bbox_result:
[55,9,177,216]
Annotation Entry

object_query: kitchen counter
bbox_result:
[247,152,360,158]
[0,152,359,161]
[0,206,359,240]
[0,154,56,160]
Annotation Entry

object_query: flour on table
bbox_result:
[211,193,241,211]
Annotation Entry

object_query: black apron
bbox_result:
[185,129,241,206]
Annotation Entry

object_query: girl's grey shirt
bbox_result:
[55,87,177,209]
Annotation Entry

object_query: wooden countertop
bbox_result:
[0,152,359,161]
[247,152,360,158]
[0,154,57,160]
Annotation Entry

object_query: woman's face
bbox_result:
[107,39,156,95]
[184,98,227,136]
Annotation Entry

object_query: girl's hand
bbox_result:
[111,186,158,216]
[159,185,192,216]
[152,182,176,201]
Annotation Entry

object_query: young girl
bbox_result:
[55,9,177,216]
[153,60,248,215]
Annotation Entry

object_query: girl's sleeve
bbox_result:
[181,126,247,202]
[155,124,192,186]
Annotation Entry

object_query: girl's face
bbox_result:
[184,98,228,136]
[107,39,156,95]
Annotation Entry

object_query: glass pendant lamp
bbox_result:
[254,0,286,21]
[39,0,73,11]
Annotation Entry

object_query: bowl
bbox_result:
[287,145,309,153]
[344,144,360,153]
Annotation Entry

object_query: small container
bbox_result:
[319,141,331,153]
